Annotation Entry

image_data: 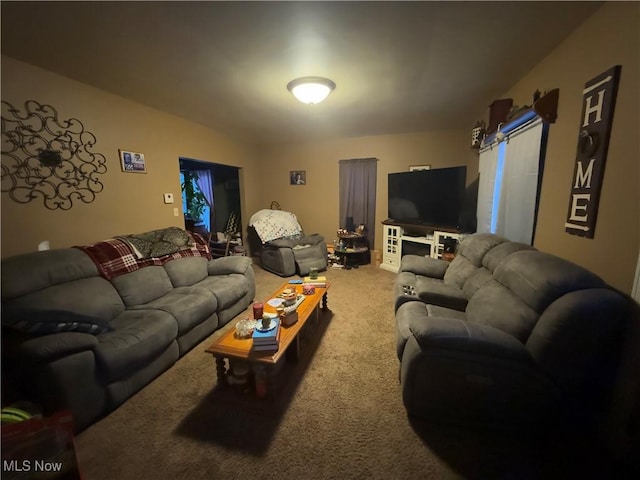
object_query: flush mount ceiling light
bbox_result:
[287,76,336,104]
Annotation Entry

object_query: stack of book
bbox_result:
[303,275,327,287]
[252,317,281,354]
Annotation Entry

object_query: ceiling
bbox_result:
[1,1,602,146]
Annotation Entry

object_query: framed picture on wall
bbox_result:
[290,170,306,185]
[409,165,431,172]
[119,150,147,173]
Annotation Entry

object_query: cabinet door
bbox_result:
[433,231,461,259]
[384,226,401,259]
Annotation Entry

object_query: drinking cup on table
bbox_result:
[253,302,263,320]
[309,267,319,279]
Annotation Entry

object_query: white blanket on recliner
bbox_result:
[249,209,303,243]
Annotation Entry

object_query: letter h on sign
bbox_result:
[564,65,621,238]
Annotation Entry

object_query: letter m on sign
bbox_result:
[564,65,621,238]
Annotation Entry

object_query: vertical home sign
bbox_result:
[565,65,621,238]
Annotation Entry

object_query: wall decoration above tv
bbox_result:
[388,166,468,231]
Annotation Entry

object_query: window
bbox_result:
[477,113,548,244]
[338,158,377,247]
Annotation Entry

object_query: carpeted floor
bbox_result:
[73,262,628,480]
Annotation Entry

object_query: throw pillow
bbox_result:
[2,310,113,336]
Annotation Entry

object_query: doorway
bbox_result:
[178,157,241,239]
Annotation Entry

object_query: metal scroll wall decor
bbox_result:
[1,100,107,210]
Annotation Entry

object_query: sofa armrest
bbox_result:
[409,316,531,362]
[3,331,98,364]
[207,255,252,276]
[401,317,561,428]
[400,255,449,279]
[300,234,324,245]
[268,238,296,248]
[267,234,325,249]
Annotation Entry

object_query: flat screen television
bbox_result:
[388,166,468,230]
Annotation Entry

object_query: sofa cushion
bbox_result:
[493,250,605,314]
[195,274,250,310]
[208,256,252,276]
[482,241,534,273]
[95,310,177,382]
[2,277,125,322]
[457,233,505,267]
[443,255,477,289]
[111,266,174,307]
[3,310,113,336]
[461,268,494,299]
[131,287,217,334]
[466,280,539,342]
[163,257,208,287]
[1,248,98,302]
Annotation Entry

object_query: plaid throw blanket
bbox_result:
[76,231,211,280]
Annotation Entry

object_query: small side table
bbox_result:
[335,233,370,266]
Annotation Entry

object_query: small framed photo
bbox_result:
[290,170,306,185]
[409,165,431,172]
[119,150,147,173]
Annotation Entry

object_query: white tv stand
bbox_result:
[380,220,463,273]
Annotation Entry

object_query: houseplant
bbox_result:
[181,171,208,229]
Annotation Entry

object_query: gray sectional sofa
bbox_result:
[394,233,634,430]
[1,239,255,432]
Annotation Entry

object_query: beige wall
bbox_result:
[479,2,638,293]
[259,131,476,253]
[2,2,637,294]
[1,56,262,257]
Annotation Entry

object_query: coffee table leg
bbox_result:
[321,292,329,311]
[215,356,228,387]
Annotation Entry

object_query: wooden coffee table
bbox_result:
[205,282,329,399]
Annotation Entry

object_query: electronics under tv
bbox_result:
[388,166,467,230]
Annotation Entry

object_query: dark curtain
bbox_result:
[339,158,377,248]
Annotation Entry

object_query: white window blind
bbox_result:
[476,143,500,234]
[477,117,546,244]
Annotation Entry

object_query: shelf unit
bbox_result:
[381,224,402,272]
[433,231,462,260]
[380,221,464,272]
[335,233,370,266]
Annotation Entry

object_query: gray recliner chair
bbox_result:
[248,209,328,277]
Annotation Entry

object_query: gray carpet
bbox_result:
[73,263,622,480]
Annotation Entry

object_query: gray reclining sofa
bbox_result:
[395,233,633,429]
[1,228,255,432]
